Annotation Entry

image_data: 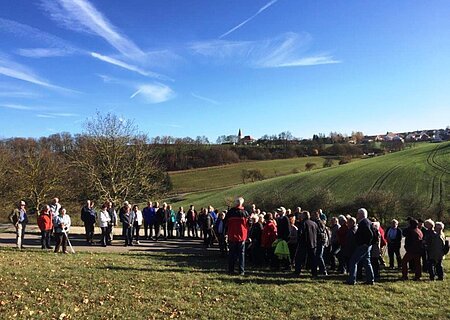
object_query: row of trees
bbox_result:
[0,113,171,218]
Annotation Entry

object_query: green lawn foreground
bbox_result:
[0,248,449,320]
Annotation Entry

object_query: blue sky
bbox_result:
[0,0,449,140]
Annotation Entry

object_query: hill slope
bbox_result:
[171,142,450,212]
[169,156,333,193]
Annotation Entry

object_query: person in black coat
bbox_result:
[294,211,319,277]
[81,200,96,244]
[248,214,264,266]
[203,209,214,247]
[155,203,169,241]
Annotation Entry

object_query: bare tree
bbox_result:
[8,139,65,211]
[72,113,170,204]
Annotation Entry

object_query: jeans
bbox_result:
[134,223,141,242]
[428,259,444,280]
[143,221,153,239]
[203,228,213,247]
[347,244,374,284]
[187,222,197,237]
[228,241,245,274]
[123,225,133,245]
[315,245,327,275]
[100,227,108,245]
[388,243,402,268]
[54,232,67,253]
[178,222,186,238]
[295,246,317,276]
[84,223,95,243]
[41,230,51,249]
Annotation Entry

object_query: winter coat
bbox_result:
[37,213,53,231]
[342,226,357,258]
[98,210,111,228]
[203,212,214,230]
[386,227,402,247]
[404,227,423,255]
[355,218,373,246]
[142,206,156,224]
[337,224,348,247]
[249,222,263,246]
[54,214,71,233]
[134,210,143,226]
[261,221,277,248]
[427,232,446,261]
[120,211,136,227]
[298,219,319,249]
[224,206,249,243]
[276,215,290,241]
[81,206,96,225]
[186,209,197,223]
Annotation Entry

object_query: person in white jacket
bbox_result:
[98,204,111,247]
[133,205,143,244]
[54,208,71,253]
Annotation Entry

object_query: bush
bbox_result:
[305,162,316,171]
[241,169,265,183]
[338,157,351,165]
[323,159,334,168]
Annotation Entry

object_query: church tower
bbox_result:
[238,128,243,141]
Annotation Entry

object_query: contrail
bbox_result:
[219,0,278,39]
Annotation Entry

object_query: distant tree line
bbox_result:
[0,113,171,218]
[249,188,448,225]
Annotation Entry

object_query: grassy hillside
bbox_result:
[169,156,334,193]
[170,142,450,213]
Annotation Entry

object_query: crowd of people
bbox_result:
[8,197,449,284]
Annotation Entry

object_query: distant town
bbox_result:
[220,127,450,145]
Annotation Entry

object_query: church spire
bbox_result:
[238,128,242,140]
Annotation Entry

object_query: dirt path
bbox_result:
[0,224,212,254]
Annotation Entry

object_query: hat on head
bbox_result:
[276,207,286,213]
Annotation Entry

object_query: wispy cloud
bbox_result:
[90,52,171,81]
[17,48,75,58]
[265,55,340,68]
[130,83,175,104]
[0,54,78,93]
[191,92,220,105]
[191,32,341,69]
[0,84,40,98]
[219,0,278,39]
[0,18,79,57]
[37,112,78,118]
[40,0,145,60]
[0,103,37,111]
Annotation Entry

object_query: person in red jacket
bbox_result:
[224,197,249,275]
[37,205,53,249]
[401,219,423,280]
[261,213,278,269]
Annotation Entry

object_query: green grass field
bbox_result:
[169,156,334,193]
[170,142,450,212]
[0,248,448,320]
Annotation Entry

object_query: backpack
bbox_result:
[444,240,450,255]
[371,225,380,246]
[317,220,328,245]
